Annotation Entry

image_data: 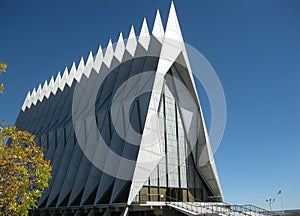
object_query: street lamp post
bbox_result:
[266,198,275,212]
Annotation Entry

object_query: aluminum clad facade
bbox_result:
[15,2,223,215]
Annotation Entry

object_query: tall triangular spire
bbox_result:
[165,1,183,43]
[103,39,114,67]
[31,87,37,106]
[128,2,185,205]
[53,71,61,95]
[114,32,125,62]
[45,76,55,98]
[67,62,76,87]
[126,26,137,57]
[152,9,164,41]
[156,1,184,76]
[59,67,68,91]
[36,84,43,102]
[27,89,34,108]
[83,51,94,78]
[75,57,85,82]
[22,91,31,111]
[93,45,103,72]
[42,80,48,93]
[138,18,150,50]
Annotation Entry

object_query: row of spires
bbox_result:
[22,2,183,111]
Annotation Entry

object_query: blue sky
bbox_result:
[1,0,299,210]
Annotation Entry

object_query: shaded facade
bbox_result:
[15,2,222,215]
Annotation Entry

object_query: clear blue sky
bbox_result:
[1,0,299,210]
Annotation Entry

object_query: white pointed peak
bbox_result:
[155,1,184,76]
[59,67,68,91]
[138,18,150,50]
[25,91,31,105]
[42,80,48,92]
[165,1,184,45]
[49,76,55,87]
[36,84,43,102]
[45,76,55,98]
[31,87,36,98]
[103,39,114,67]
[114,32,125,62]
[31,87,38,106]
[83,51,94,78]
[93,45,103,73]
[75,57,85,82]
[55,71,62,84]
[22,91,31,111]
[152,9,164,41]
[87,51,94,66]
[61,67,68,81]
[126,25,137,57]
[67,62,76,87]
[52,71,60,95]
[27,89,34,109]
[41,80,48,102]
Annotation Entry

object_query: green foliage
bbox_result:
[0,126,52,216]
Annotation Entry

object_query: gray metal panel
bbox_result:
[80,164,102,205]
[56,122,84,206]
[46,125,73,206]
[109,179,128,203]
[94,173,114,204]
[92,111,112,204]
[35,91,63,134]
[46,128,66,207]
[68,116,99,205]
[80,111,106,205]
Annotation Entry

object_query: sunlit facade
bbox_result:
[15,2,222,215]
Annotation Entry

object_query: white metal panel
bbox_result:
[75,57,85,82]
[152,10,164,42]
[31,87,37,106]
[66,62,76,87]
[45,76,54,99]
[53,71,61,95]
[36,84,43,102]
[126,26,137,57]
[83,51,94,78]
[138,18,150,50]
[93,45,103,73]
[103,39,113,67]
[59,67,68,91]
[114,33,125,62]
[41,80,48,100]
[21,91,30,111]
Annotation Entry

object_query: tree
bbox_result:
[0,63,7,94]
[0,64,52,215]
[0,127,51,215]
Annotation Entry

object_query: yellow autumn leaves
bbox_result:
[0,62,6,94]
[0,126,52,215]
[0,63,51,215]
